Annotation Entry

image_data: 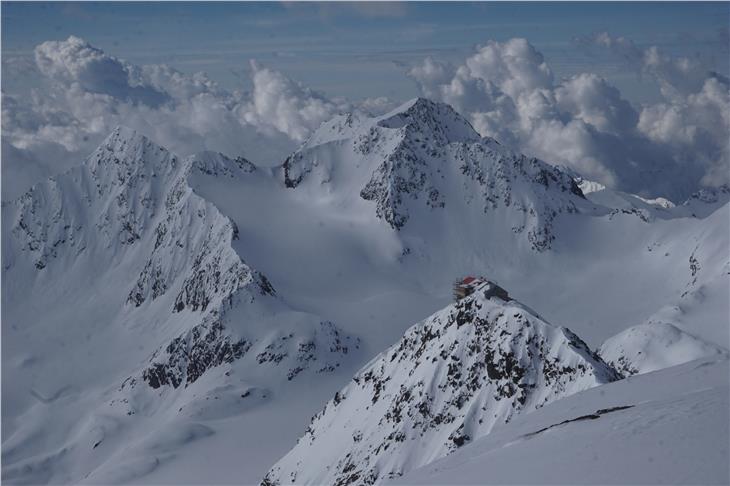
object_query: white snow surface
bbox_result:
[392,356,730,485]
[2,98,728,484]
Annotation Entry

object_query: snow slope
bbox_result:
[393,355,730,485]
[263,283,619,485]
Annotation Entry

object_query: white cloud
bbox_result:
[241,60,343,142]
[3,34,727,203]
[2,36,396,200]
[638,76,730,188]
[406,57,454,99]
[464,38,553,99]
[408,37,730,199]
[35,36,169,107]
[590,32,708,99]
[555,74,638,136]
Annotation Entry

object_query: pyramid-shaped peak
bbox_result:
[104,125,152,146]
[96,126,171,157]
[388,97,449,115]
[376,97,481,143]
[86,126,178,176]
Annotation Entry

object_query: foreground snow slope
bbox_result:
[393,356,729,485]
[264,283,619,485]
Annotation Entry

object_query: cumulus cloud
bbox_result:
[408,37,730,199]
[2,36,396,200]
[464,38,553,98]
[35,36,169,107]
[4,34,727,202]
[241,60,343,142]
[406,57,454,99]
[555,74,638,136]
[589,32,708,99]
[638,76,730,187]
[591,33,730,190]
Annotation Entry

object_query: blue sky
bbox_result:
[3,2,729,103]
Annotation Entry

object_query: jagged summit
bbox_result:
[89,125,172,166]
[263,284,619,485]
[107,124,143,141]
[375,97,481,144]
[88,127,260,182]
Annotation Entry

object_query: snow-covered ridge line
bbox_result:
[263,283,619,485]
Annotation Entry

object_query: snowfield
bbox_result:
[2,98,728,485]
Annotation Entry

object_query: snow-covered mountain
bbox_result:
[1,128,360,484]
[2,97,728,485]
[264,97,728,349]
[263,282,619,485]
[280,98,589,252]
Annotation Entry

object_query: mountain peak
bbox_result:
[98,125,173,157]
[282,98,586,249]
[264,288,619,485]
[386,97,449,116]
[103,125,153,148]
[390,96,437,113]
[376,97,480,143]
[87,125,179,178]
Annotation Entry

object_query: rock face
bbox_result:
[263,282,619,486]
[599,322,728,377]
[280,98,586,251]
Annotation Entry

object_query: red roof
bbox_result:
[461,276,477,285]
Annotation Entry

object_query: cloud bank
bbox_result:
[2,34,728,202]
[407,36,729,199]
[2,36,395,199]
